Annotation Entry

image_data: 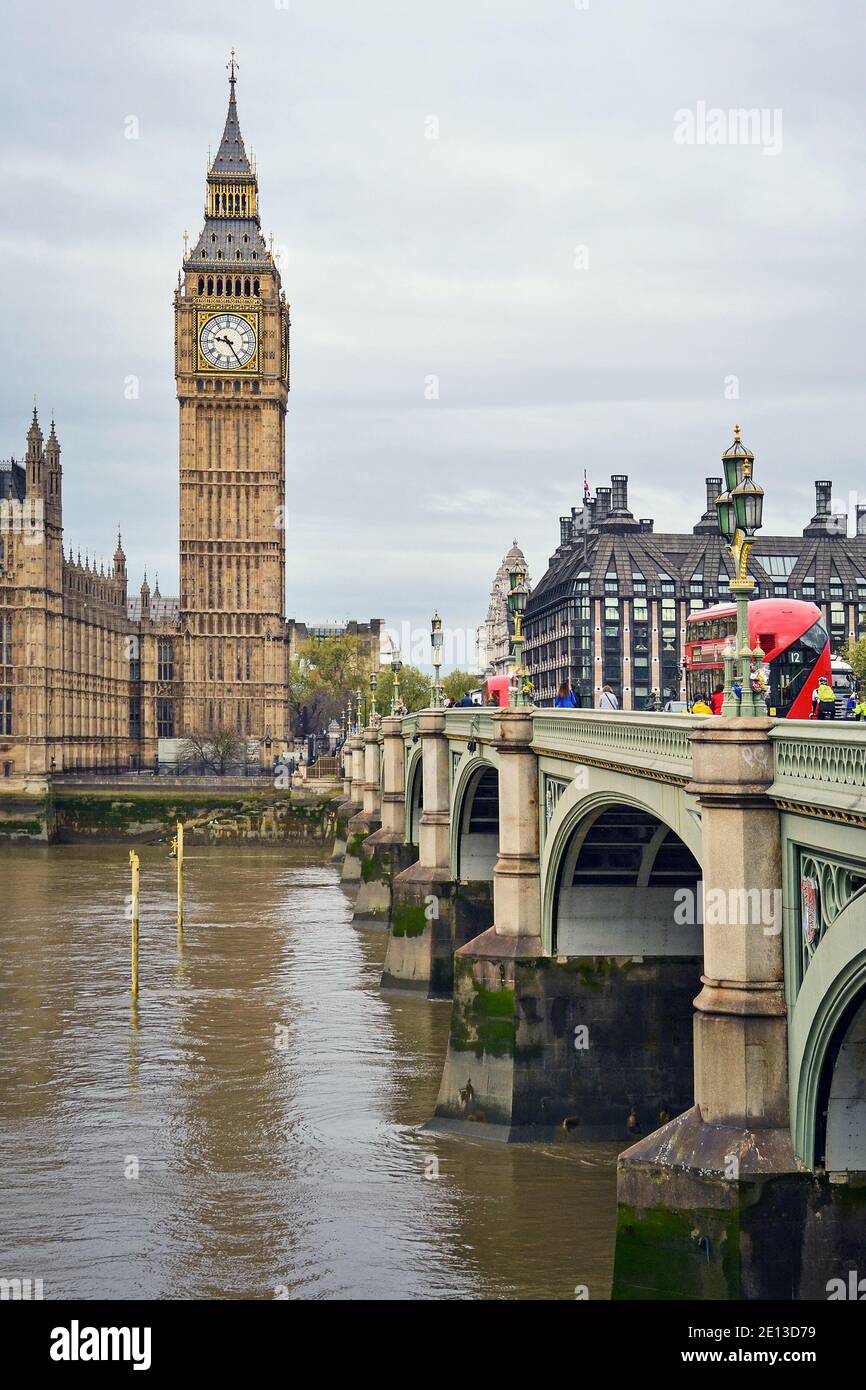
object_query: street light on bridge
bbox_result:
[715,424,765,717]
[507,560,531,708]
[430,610,443,708]
[369,669,378,718]
[390,652,403,716]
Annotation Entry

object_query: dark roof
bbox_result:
[188,216,269,269]
[0,461,26,502]
[530,524,866,610]
[211,78,252,175]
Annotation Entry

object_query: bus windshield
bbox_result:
[768,620,828,716]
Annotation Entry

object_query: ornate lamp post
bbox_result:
[355,684,364,728]
[369,669,378,719]
[430,610,443,708]
[390,653,403,716]
[715,425,765,717]
[507,560,531,708]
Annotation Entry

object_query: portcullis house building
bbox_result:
[524,433,866,710]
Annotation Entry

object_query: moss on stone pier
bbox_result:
[392,902,427,938]
[449,965,516,1059]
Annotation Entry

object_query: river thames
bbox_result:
[0,845,617,1300]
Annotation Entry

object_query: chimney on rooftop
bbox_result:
[611,474,629,513]
[596,487,611,521]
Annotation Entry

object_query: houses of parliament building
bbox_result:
[0,64,378,779]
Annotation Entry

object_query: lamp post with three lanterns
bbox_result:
[714,425,766,718]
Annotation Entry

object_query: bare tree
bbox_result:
[177,728,248,775]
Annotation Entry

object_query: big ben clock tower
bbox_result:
[175,54,290,753]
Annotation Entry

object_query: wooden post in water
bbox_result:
[129,849,140,1000]
[176,820,184,934]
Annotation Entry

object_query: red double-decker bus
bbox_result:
[684,598,831,719]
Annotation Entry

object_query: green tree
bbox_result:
[443,670,477,704]
[373,664,432,714]
[841,638,866,681]
[297,634,367,691]
[290,634,376,734]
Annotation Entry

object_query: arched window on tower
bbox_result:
[244,277,250,296]
[216,277,223,295]
[207,277,214,295]
[253,278,259,296]
[235,277,241,295]
[198,276,205,295]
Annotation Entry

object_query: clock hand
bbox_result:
[216,334,243,364]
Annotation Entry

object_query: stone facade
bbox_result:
[478,540,531,677]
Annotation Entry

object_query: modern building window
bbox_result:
[603,597,621,688]
[156,700,175,739]
[830,603,846,650]
[631,597,650,708]
[755,555,798,577]
[661,599,679,699]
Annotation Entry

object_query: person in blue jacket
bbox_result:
[554,681,578,708]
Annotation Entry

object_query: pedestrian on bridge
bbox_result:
[598,685,619,711]
[811,676,836,720]
[555,682,578,708]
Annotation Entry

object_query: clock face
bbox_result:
[199,313,257,369]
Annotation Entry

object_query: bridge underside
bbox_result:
[431,802,701,1141]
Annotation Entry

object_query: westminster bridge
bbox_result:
[335,707,866,1299]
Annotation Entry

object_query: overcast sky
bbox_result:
[2,0,865,667]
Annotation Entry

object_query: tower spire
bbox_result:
[210,51,250,175]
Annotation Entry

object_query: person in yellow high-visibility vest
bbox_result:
[811,676,836,720]
[853,693,866,722]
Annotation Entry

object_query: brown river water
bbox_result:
[0,845,617,1300]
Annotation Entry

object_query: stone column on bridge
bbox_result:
[382,710,457,994]
[430,708,545,1138]
[339,734,368,883]
[490,709,542,940]
[353,723,413,926]
[613,718,803,1300]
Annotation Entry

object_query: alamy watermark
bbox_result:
[674,882,782,936]
[674,102,783,157]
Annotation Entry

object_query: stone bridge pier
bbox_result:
[340,733,368,885]
[332,734,361,864]
[353,717,417,925]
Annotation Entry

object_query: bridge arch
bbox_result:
[449,752,500,881]
[404,745,423,845]
[791,888,866,1170]
[541,773,703,957]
